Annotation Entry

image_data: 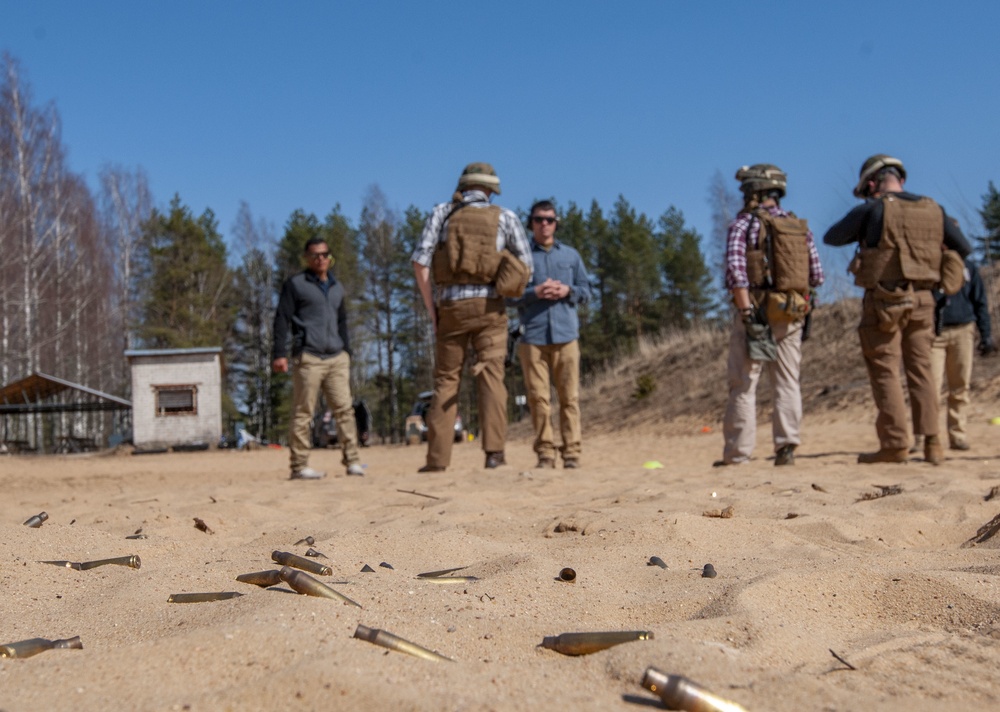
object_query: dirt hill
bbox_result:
[571,297,1000,439]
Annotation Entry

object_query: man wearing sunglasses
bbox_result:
[412,162,533,472]
[824,154,972,465]
[273,237,365,479]
[509,200,590,469]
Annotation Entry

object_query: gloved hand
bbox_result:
[978,338,997,357]
[739,307,756,326]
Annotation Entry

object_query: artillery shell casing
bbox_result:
[23,512,48,528]
[0,636,83,659]
[278,567,361,608]
[641,667,748,712]
[541,630,653,656]
[353,624,454,663]
[235,569,282,587]
[78,555,141,570]
[167,592,244,603]
[39,560,83,570]
[272,550,332,576]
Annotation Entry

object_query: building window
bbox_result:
[155,385,198,416]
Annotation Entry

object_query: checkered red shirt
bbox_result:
[725,206,824,290]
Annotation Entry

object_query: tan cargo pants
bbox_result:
[426,297,508,468]
[518,339,581,462]
[289,351,359,471]
[858,288,938,450]
[722,314,804,463]
[931,321,975,447]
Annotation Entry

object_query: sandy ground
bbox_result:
[2,416,1000,712]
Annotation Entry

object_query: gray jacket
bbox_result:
[272,270,350,360]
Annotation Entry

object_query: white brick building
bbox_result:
[125,348,223,449]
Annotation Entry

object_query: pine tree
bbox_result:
[657,206,715,328]
[979,181,1000,261]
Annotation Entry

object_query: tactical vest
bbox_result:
[432,203,503,286]
[852,196,943,289]
[744,210,811,293]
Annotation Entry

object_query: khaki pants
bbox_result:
[426,297,508,468]
[858,288,938,449]
[722,314,804,463]
[518,340,581,462]
[289,351,359,471]
[931,321,974,447]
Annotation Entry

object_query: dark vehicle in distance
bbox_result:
[405,391,463,445]
[312,399,373,448]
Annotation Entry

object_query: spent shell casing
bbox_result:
[272,550,332,576]
[39,560,83,570]
[417,575,479,584]
[641,667,748,712]
[0,636,83,659]
[278,567,361,607]
[648,556,668,569]
[416,566,468,578]
[235,569,282,587]
[293,535,315,546]
[23,512,49,528]
[78,555,141,570]
[167,592,244,603]
[540,630,653,656]
[304,547,328,558]
[353,624,454,663]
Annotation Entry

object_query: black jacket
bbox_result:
[823,191,972,257]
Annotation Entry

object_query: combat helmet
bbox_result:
[854,154,906,197]
[456,162,501,195]
[735,164,787,199]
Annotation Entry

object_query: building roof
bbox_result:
[0,371,131,413]
[125,347,223,358]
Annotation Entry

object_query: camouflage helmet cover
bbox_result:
[854,154,906,197]
[735,164,787,198]
[456,162,501,195]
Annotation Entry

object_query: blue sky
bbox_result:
[3,1,999,297]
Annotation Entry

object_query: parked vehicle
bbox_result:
[312,399,372,448]
[404,391,463,445]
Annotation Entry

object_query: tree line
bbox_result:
[5,52,1000,449]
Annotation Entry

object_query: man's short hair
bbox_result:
[529,200,557,217]
[303,236,328,253]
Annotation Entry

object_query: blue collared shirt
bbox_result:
[509,239,591,345]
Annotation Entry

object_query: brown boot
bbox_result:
[857,448,909,464]
[924,435,944,465]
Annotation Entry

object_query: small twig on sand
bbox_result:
[397,489,441,500]
[962,512,1000,548]
[829,649,856,670]
[856,484,903,502]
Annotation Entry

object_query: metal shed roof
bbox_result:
[0,372,131,413]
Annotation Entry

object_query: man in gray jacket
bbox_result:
[273,237,364,479]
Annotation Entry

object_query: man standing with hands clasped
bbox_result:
[510,200,591,469]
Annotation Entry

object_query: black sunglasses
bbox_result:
[531,216,557,225]
[307,252,331,260]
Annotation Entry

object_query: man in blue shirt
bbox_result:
[510,200,591,469]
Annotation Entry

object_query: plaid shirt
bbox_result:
[412,190,533,301]
[725,205,824,290]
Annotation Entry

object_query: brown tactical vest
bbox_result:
[432,203,503,286]
[744,211,811,293]
[853,196,943,289]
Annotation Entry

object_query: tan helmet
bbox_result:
[854,154,906,197]
[456,162,501,195]
[735,164,787,198]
